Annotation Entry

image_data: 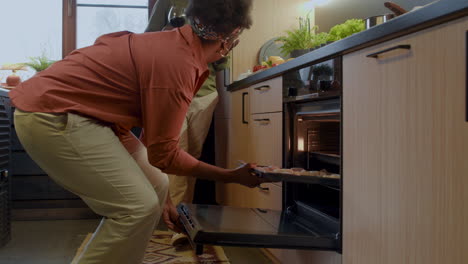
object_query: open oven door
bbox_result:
[177,200,341,255]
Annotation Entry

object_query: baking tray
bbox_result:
[254,168,340,187]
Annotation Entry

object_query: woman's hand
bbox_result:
[187,161,267,188]
[162,195,184,233]
[231,162,267,188]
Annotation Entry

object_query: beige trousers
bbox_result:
[14,109,169,264]
[168,91,218,205]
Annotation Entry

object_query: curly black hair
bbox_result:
[185,0,253,38]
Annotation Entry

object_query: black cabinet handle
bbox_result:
[253,118,271,125]
[466,31,467,122]
[242,92,248,124]
[257,185,269,191]
[253,85,271,91]
[366,44,411,58]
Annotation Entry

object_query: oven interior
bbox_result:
[282,96,342,245]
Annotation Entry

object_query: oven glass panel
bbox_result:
[283,58,342,101]
[296,112,340,174]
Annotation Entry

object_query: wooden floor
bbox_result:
[0,219,273,264]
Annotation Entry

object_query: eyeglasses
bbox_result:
[218,38,240,57]
[218,28,242,57]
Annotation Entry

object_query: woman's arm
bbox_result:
[189,161,262,188]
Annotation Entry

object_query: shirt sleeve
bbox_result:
[141,86,199,175]
[117,128,143,155]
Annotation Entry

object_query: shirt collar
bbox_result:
[178,25,209,76]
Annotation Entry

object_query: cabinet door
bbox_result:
[217,88,251,207]
[246,112,283,210]
[343,17,468,264]
[249,112,282,167]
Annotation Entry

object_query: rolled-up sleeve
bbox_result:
[117,128,142,155]
[141,86,199,175]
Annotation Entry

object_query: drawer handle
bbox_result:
[253,118,271,125]
[366,44,411,58]
[257,184,269,191]
[242,92,248,124]
[253,85,271,91]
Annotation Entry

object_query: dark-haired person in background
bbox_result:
[146,0,228,213]
[9,0,256,263]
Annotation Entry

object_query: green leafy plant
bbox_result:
[277,13,318,56]
[312,32,330,48]
[327,19,365,42]
[22,54,56,72]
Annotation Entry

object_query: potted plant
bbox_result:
[312,32,330,49]
[22,53,56,73]
[327,18,365,42]
[277,13,317,58]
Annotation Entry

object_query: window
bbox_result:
[76,0,148,49]
[0,0,63,82]
[0,0,153,84]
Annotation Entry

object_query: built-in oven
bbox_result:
[177,57,342,255]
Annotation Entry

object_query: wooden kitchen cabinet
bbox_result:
[243,112,283,210]
[250,77,283,114]
[343,17,468,264]
[216,87,251,207]
[217,77,284,209]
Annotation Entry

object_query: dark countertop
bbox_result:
[227,0,468,92]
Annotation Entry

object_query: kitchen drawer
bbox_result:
[229,183,282,210]
[255,182,282,210]
[249,112,282,167]
[250,77,282,114]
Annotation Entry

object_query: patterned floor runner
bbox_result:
[73,230,230,264]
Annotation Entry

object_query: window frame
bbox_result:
[62,0,154,57]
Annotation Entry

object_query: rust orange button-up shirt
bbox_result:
[9,25,209,175]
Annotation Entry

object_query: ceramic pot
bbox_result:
[290,49,310,58]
